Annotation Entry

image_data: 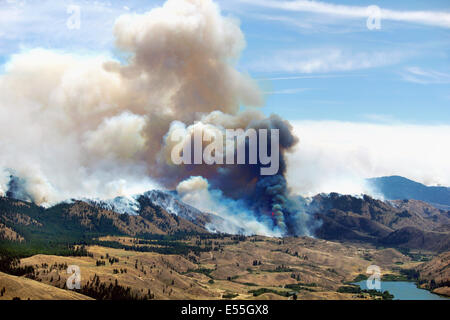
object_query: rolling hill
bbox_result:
[308,193,450,252]
[0,271,92,300]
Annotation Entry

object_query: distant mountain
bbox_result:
[309,193,450,252]
[87,190,211,225]
[2,187,449,253]
[367,176,450,210]
[0,193,213,245]
[88,190,242,234]
[0,188,247,246]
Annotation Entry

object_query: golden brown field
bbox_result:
[0,235,426,300]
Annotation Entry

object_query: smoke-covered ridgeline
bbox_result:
[0,0,312,237]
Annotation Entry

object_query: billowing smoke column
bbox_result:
[162,112,312,236]
[200,115,302,235]
[176,176,284,237]
[0,0,311,236]
[5,174,33,203]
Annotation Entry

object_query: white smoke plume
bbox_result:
[0,169,8,197]
[287,121,450,197]
[176,176,282,237]
[0,0,263,205]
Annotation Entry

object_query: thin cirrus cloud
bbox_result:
[401,67,450,84]
[245,12,357,33]
[0,0,151,55]
[251,49,407,73]
[263,87,310,94]
[239,0,450,29]
[256,74,367,81]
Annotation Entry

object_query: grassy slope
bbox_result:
[0,271,92,300]
[1,236,420,300]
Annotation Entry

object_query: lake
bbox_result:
[353,281,449,300]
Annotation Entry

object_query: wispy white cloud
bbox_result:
[263,87,310,94]
[250,13,315,30]
[240,0,450,29]
[0,0,158,55]
[243,9,369,34]
[252,48,407,73]
[247,11,361,33]
[256,73,366,81]
[401,67,450,84]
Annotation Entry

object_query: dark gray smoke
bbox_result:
[167,114,313,236]
[209,115,302,235]
[6,174,33,202]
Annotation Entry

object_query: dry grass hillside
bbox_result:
[0,236,426,300]
[0,223,24,241]
[0,271,92,300]
[417,251,450,296]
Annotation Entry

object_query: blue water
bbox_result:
[353,281,449,300]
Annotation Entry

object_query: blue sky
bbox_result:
[234,0,450,124]
[0,0,449,124]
